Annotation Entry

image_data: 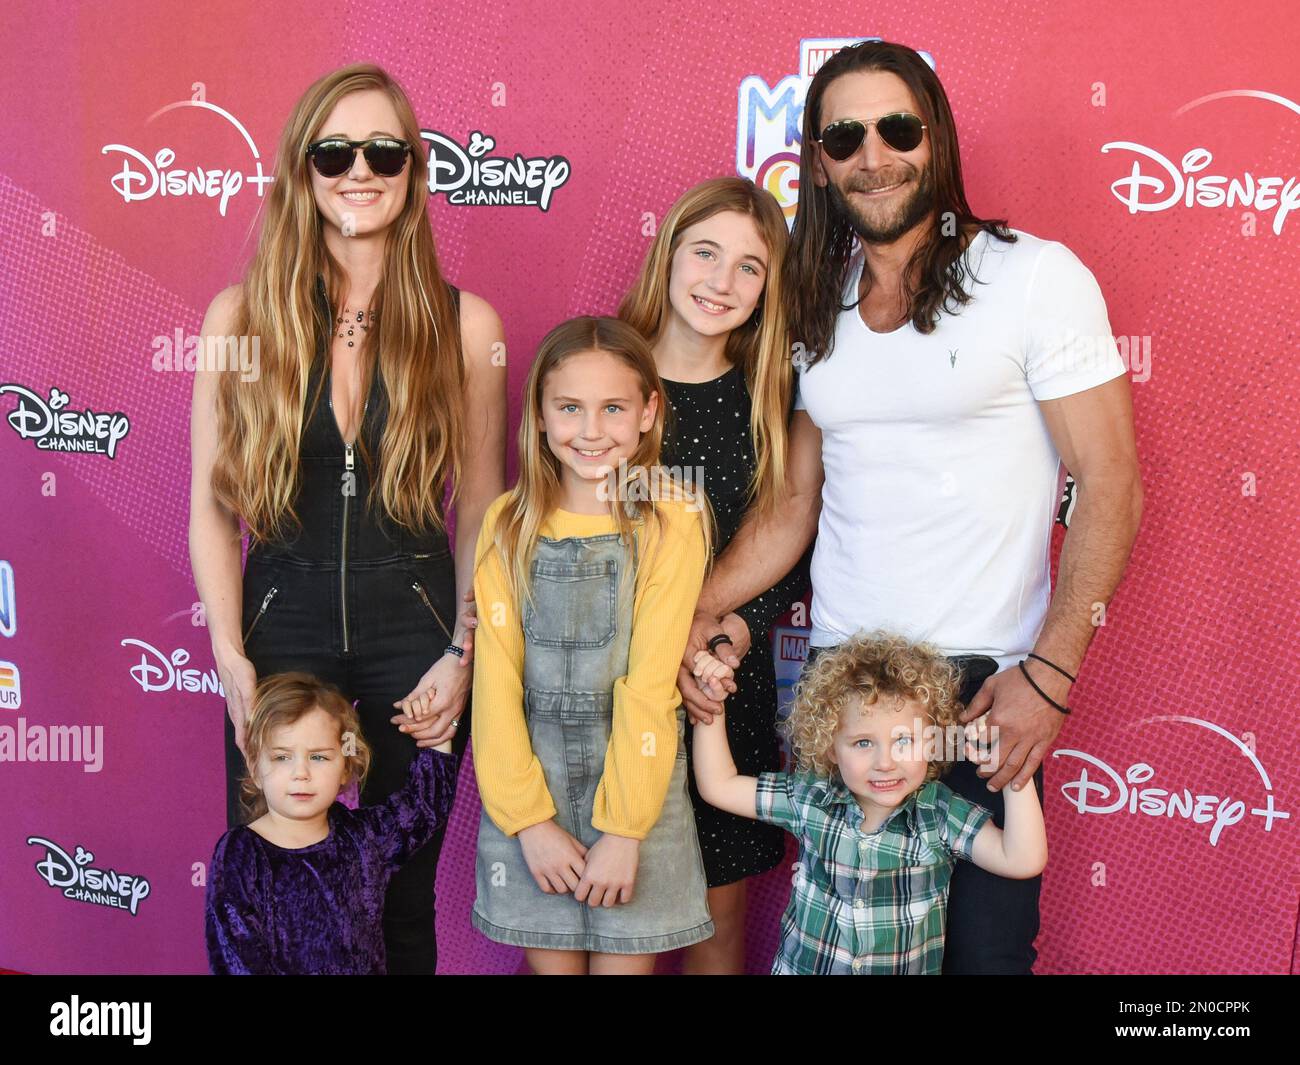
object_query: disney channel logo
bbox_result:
[422,129,571,211]
[0,384,131,459]
[27,836,152,915]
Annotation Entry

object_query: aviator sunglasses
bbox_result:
[305,137,412,178]
[815,112,928,160]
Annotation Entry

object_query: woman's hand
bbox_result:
[215,644,257,755]
[575,834,640,907]
[390,650,470,748]
[517,820,589,894]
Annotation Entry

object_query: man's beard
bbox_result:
[826,163,935,245]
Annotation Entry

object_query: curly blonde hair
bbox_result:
[238,672,372,822]
[783,630,964,782]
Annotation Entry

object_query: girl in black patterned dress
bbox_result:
[620,177,810,973]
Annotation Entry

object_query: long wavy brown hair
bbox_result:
[482,316,714,615]
[211,63,464,544]
[619,177,792,517]
[787,40,1017,366]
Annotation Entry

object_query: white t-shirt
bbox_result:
[793,228,1127,673]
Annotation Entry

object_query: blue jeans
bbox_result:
[802,645,1044,974]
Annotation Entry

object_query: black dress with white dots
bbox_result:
[660,363,812,888]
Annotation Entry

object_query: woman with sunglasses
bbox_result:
[189,63,507,974]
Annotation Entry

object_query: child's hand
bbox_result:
[517,820,588,895]
[574,834,640,907]
[692,649,734,703]
[399,686,436,722]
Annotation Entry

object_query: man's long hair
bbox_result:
[786,40,1017,366]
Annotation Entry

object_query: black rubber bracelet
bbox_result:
[1019,660,1071,715]
[707,634,734,653]
[1026,651,1077,683]
[444,644,465,659]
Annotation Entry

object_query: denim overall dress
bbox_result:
[471,522,714,953]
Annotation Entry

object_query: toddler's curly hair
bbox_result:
[782,630,964,781]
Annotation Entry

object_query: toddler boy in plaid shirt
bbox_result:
[691,630,1047,974]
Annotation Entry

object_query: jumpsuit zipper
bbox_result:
[242,585,279,644]
[342,442,353,651]
[330,376,369,655]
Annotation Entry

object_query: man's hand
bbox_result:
[958,661,1070,792]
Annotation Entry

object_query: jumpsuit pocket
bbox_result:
[241,563,285,646]
[407,573,454,641]
[523,559,617,649]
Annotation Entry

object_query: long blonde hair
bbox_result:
[483,316,714,614]
[211,63,464,544]
[619,177,793,517]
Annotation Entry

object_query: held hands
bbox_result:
[389,589,478,748]
[692,649,734,703]
[958,659,1071,793]
[680,611,751,726]
[574,833,640,908]
[518,819,588,895]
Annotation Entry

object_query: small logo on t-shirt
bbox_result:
[948,348,958,368]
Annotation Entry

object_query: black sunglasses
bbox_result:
[816,113,927,160]
[305,137,412,178]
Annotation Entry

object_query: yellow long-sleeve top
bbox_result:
[470,493,708,841]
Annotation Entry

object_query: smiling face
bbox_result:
[308,88,410,240]
[829,694,933,820]
[540,350,657,504]
[812,69,935,246]
[253,706,348,825]
[666,210,769,338]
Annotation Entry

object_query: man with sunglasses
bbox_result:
[683,40,1142,973]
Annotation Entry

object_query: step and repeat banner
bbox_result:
[1,1,1297,974]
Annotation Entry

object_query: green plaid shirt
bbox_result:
[755,772,992,974]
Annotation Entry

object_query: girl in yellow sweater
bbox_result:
[470,316,715,974]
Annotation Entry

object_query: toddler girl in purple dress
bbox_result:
[205,671,459,974]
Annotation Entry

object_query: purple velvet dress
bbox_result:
[205,748,459,974]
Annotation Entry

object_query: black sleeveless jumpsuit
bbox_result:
[223,273,471,974]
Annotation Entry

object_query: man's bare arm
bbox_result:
[1033,373,1143,676]
[697,410,824,620]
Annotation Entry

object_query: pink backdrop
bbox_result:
[1,0,1297,974]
